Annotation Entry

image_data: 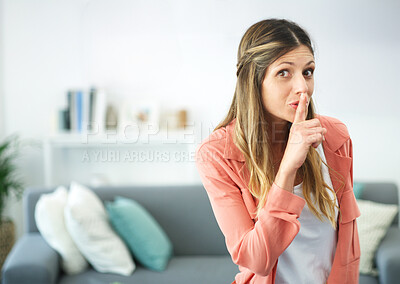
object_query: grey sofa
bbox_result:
[357,182,400,284]
[2,185,239,284]
[2,182,400,284]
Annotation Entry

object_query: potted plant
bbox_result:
[0,135,24,270]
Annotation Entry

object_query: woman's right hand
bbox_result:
[280,93,327,175]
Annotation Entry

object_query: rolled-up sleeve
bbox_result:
[196,142,306,276]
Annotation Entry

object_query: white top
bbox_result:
[275,144,338,284]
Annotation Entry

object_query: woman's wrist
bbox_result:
[274,166,297,193]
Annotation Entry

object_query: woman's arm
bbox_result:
[196,143,305,276]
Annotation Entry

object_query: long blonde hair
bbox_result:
[216,19,343,229]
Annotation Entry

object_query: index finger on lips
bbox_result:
[293,93,308,124]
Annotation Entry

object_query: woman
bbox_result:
[195,19,360,284]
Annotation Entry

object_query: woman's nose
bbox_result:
[292,74,309,94]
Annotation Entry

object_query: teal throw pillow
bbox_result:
[106,196,173,271]
[353,182,365,199]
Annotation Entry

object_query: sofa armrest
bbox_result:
[2,233,60,284]
[375,227,400,284]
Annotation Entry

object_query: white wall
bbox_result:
[1,0,400,239]
[1,0,24,240]
[0,0,4,138]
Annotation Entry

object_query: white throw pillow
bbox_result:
[64,181,135,276]
[35,186,88,274]
[357,199,398,276]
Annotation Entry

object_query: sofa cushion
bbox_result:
[58,255,239,284]
[64,182,135,276]
[106,196,173,271]
[35,186,88,274]
[357,199,398,276]
[353,182,365,199]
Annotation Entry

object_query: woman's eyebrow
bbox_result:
[277,60,315,67]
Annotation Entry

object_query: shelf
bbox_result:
[43,127,200,186]
[45,128,197,148]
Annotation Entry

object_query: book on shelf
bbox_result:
[63,88,107,134]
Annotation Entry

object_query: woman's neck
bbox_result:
[267,120,289,155]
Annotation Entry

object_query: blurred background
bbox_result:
[1,0,399,239]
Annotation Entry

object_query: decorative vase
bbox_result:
[0,219,15,271]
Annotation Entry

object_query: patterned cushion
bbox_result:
[357,199,398,275]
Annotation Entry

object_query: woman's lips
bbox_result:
[289,103,298,110]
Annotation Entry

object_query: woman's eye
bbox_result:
[304,68,314,77]
[277,70,290,77]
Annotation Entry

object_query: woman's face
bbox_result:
[261,45,315,125]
